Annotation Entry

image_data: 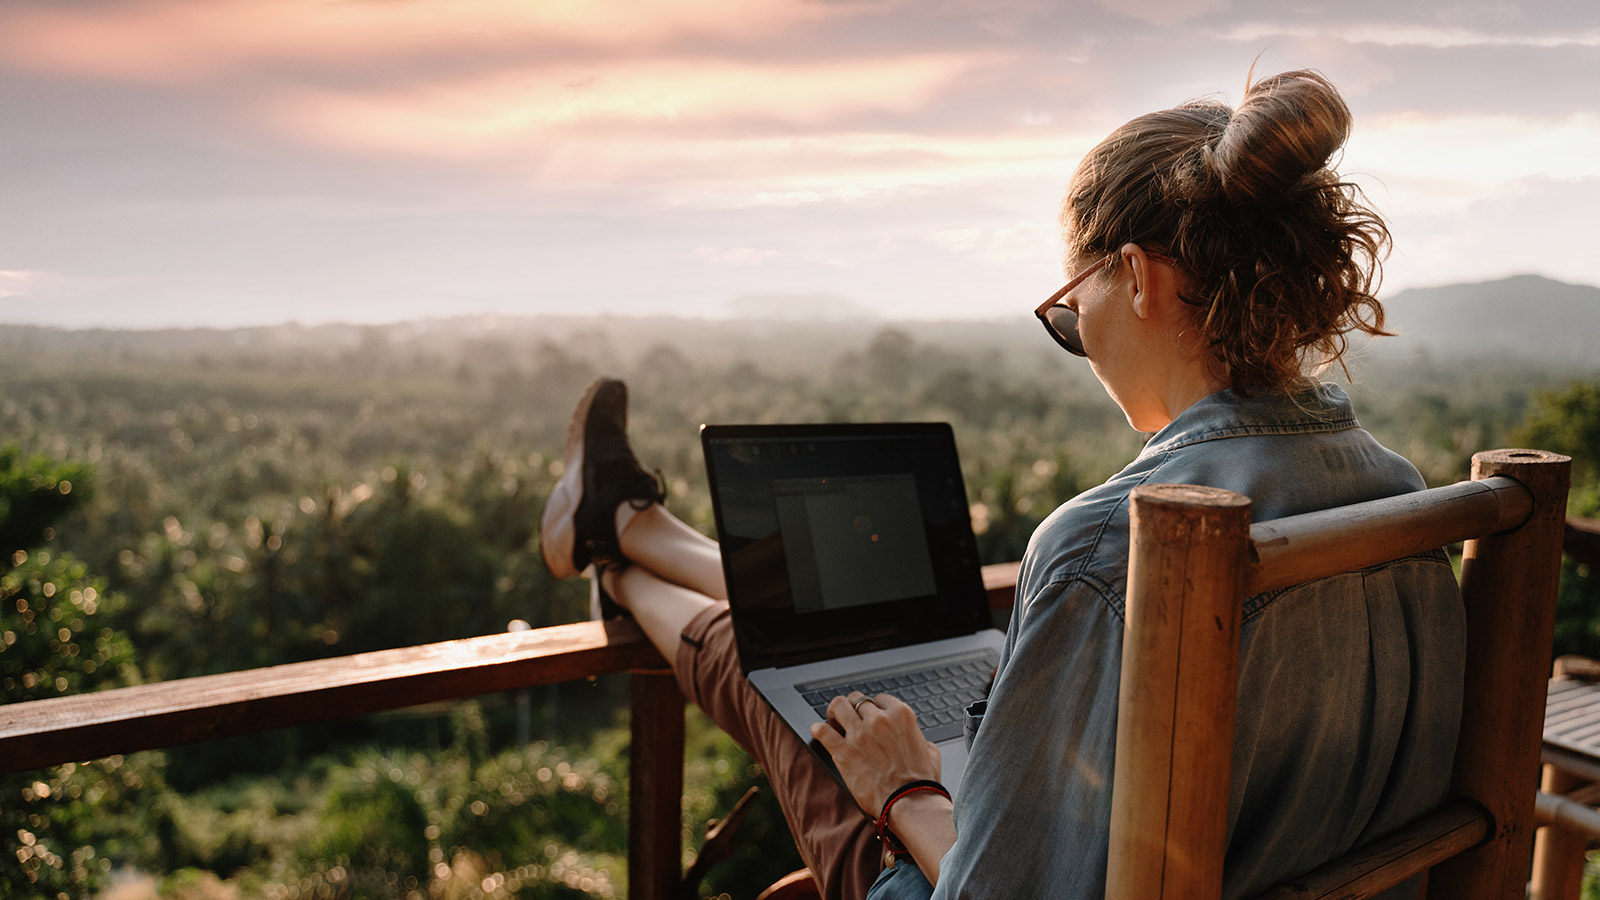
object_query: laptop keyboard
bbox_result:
[797,650,999,743]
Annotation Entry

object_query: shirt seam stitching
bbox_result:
[1142,418,1358,456]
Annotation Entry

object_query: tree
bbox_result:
[1512,382,1600,659]
[1514,381,1600,512]
[0,445,152,898]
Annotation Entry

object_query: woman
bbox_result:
[540,70,1463,900]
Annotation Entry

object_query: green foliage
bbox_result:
[1513,381,1600,516]
[1553,559,1600,659]
[0,447,152,898]
[1510,380,1600,659]
[680,708,805,897]
[1,550,137,700]
[314,760,433,888]
[1,754,160,899]
[137,717,631,899]
[0,443,90,558]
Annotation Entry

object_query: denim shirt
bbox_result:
[867,384,1465,900]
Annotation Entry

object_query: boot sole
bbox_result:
[539,378,604,579]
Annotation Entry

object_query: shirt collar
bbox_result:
[1138,382,1360,458]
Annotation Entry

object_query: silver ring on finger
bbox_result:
[850,694,878,713]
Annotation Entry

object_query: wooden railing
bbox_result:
[0,562,1023,900]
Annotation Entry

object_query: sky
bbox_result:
[2,0,1598,329]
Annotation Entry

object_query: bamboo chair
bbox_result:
[1108,449,1572,900]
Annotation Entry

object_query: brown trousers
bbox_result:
[674,604,885,900]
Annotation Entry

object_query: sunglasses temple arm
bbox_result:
[1035,283,1073,316]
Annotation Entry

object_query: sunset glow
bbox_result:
[1,0,834,81]
[2,0,1597,327]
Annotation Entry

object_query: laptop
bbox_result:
[700,422,1005,791]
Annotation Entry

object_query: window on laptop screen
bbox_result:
[702,425,988,668]
[773,474,939,613]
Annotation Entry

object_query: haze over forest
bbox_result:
[7,273,1599,367]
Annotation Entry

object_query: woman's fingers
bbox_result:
[825,692,862,726]
[871,693,910,717]
[812,691,874,748]
[809,717,843,748]
[810,689,943,814]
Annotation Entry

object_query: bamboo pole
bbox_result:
[1247,476,1531,595]
[1535,785,1600,842]
[1543,744,1600,784]
[1106,483,1253,900]
[1531,767,1594,900]
[1427,449,1572,900]
[629,672,685,900]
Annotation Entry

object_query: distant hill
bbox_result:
[2,272,1596,371]
[1378,274,1600,366]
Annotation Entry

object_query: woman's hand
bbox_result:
[809,691,943,815]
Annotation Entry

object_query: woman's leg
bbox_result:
[615,502,726,600]
[541,378,882,897]
[603,562,884,900]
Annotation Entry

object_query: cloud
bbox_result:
[1385,175,1600,292]
[1215,21,1600,48]
[1349,112,1600,214]
[257,56,1092,201]
[0,270,38,298]
[694,245,777,266]
[927,222,1058,267]
[1107,0,1232,26]
[264,52,998,155]
[0,0,837,82]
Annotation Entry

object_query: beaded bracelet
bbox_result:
[874,779,951,857]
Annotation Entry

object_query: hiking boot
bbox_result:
[540,378,666,581]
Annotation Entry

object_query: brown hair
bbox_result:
[1061,69,1391,394]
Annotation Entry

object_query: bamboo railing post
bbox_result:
[1427,449,1571,900]
[1107,484,1253,900]
[1530,765,1588,900]
[628,672,685,900]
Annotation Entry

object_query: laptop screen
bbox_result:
[701,422,989,671]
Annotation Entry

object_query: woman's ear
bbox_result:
[1121,243,1153,319]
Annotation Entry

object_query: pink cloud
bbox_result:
[0,0,839,82]
[264,53,998,158]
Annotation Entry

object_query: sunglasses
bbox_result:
[1034,251,1180,357]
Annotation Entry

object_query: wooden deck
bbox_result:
[1544,676,1600,765]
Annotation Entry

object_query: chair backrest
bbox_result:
[1105,449,1572,900]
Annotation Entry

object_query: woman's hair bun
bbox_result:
[1206,69,1351,206]
[1062,67,1390,394]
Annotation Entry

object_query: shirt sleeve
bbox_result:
[929,575,1125,900]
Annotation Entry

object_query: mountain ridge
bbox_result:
[1378,274,1600,364]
